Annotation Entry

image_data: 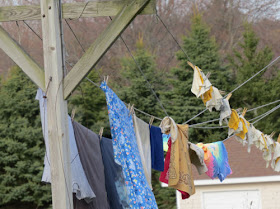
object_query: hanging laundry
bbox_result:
[255,133,268,151]
[197,143,218,180]
[100,137,130,209]
[36,89,95,203]
[159,136,190,200]
[132,113,152,189]
[191,65,212,98]
[219,99,232,126]
[159,136,172,184]
[235,116,249,146]
[159,117,178,143]
[188,142,208,175]
[198,141,232,182]
[201,86,213,104]
[247,124,260,153]
[262,134,274,168]
[162,133,170,152]
[228,109,243,136]
[72,121,110,209]
[205,86,223,112]
[271,142,280,172]
[160,117,195,197]
[101,82,158,209]
[150,125,164,171]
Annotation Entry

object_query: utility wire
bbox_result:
[108,16,169,116]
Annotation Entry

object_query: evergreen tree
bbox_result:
[68,70,110,137]
[117,36,168,120]
[165,12,230,142]
[0,66,51,208]
[228,24,278,134]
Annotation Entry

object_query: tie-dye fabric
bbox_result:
[100,82,158,209]
[198,141,232,182]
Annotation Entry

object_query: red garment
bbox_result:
[159,138,171,184]
[159,137,190,199]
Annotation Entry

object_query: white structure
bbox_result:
[177,137,280,209]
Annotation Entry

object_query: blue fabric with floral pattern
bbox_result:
[101,82,158,209]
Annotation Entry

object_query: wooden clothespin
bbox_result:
[242,107,248,117]
[277,134,280,143]
[104,75,109,84]
[71,108,76,121]
[149,116,155,127]
[270,131,276,138]
[187,61,196,70]
[129,104,135,116]
[226,93,232,101]
[219,90,226,95]
[206,72,211,79]
[99,127,104,141]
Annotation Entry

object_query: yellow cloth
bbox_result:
[228,109,240,131]
[168,124,195,196]
[201,86,213,104]
[235,118,248,140]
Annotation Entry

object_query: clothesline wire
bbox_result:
[192,101,280,129]
[190,99,280,127]
[108,16,169,116]
[64,19,103,80]
[20,20,280,129]
[156,13,193,65]
[223,103,280,142]
[65,16,169,117]
[252,103,280,124]
[183,55,280,124]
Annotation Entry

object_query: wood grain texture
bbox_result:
[0,25,45,90]
[0,0,155,22]
[64,0,151,99]
[40,0,73,209]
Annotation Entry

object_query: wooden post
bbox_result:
[40,0,73,209]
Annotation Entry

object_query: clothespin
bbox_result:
[270,131,276,138]
[99,127,104,141]
[226,93,232,101]
[219,90,226,95]
[149,116,155,127]
[71,108,76,121]
[104,75,109,84]
[206,72,211,79]
[277,134,280,143]
[242,107,247,117]
[129,104,135,116]
[187,61,195,70]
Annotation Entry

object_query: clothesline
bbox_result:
[23,16,280,131]
[191,102,280,129]
[184,55,280,124]
[189,99,280,127]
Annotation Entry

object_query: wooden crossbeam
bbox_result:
[0,0,155,22]
[0,25,45,90]
[63,0,151,99]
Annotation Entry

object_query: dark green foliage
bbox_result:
[117,39,168,121]
[228,24,279,135]
[0,66,51,208]
[68,70,111,137]
[165,12,230,143]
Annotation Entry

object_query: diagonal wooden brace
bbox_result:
[63,0,151,99]
[0,25,45,90]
